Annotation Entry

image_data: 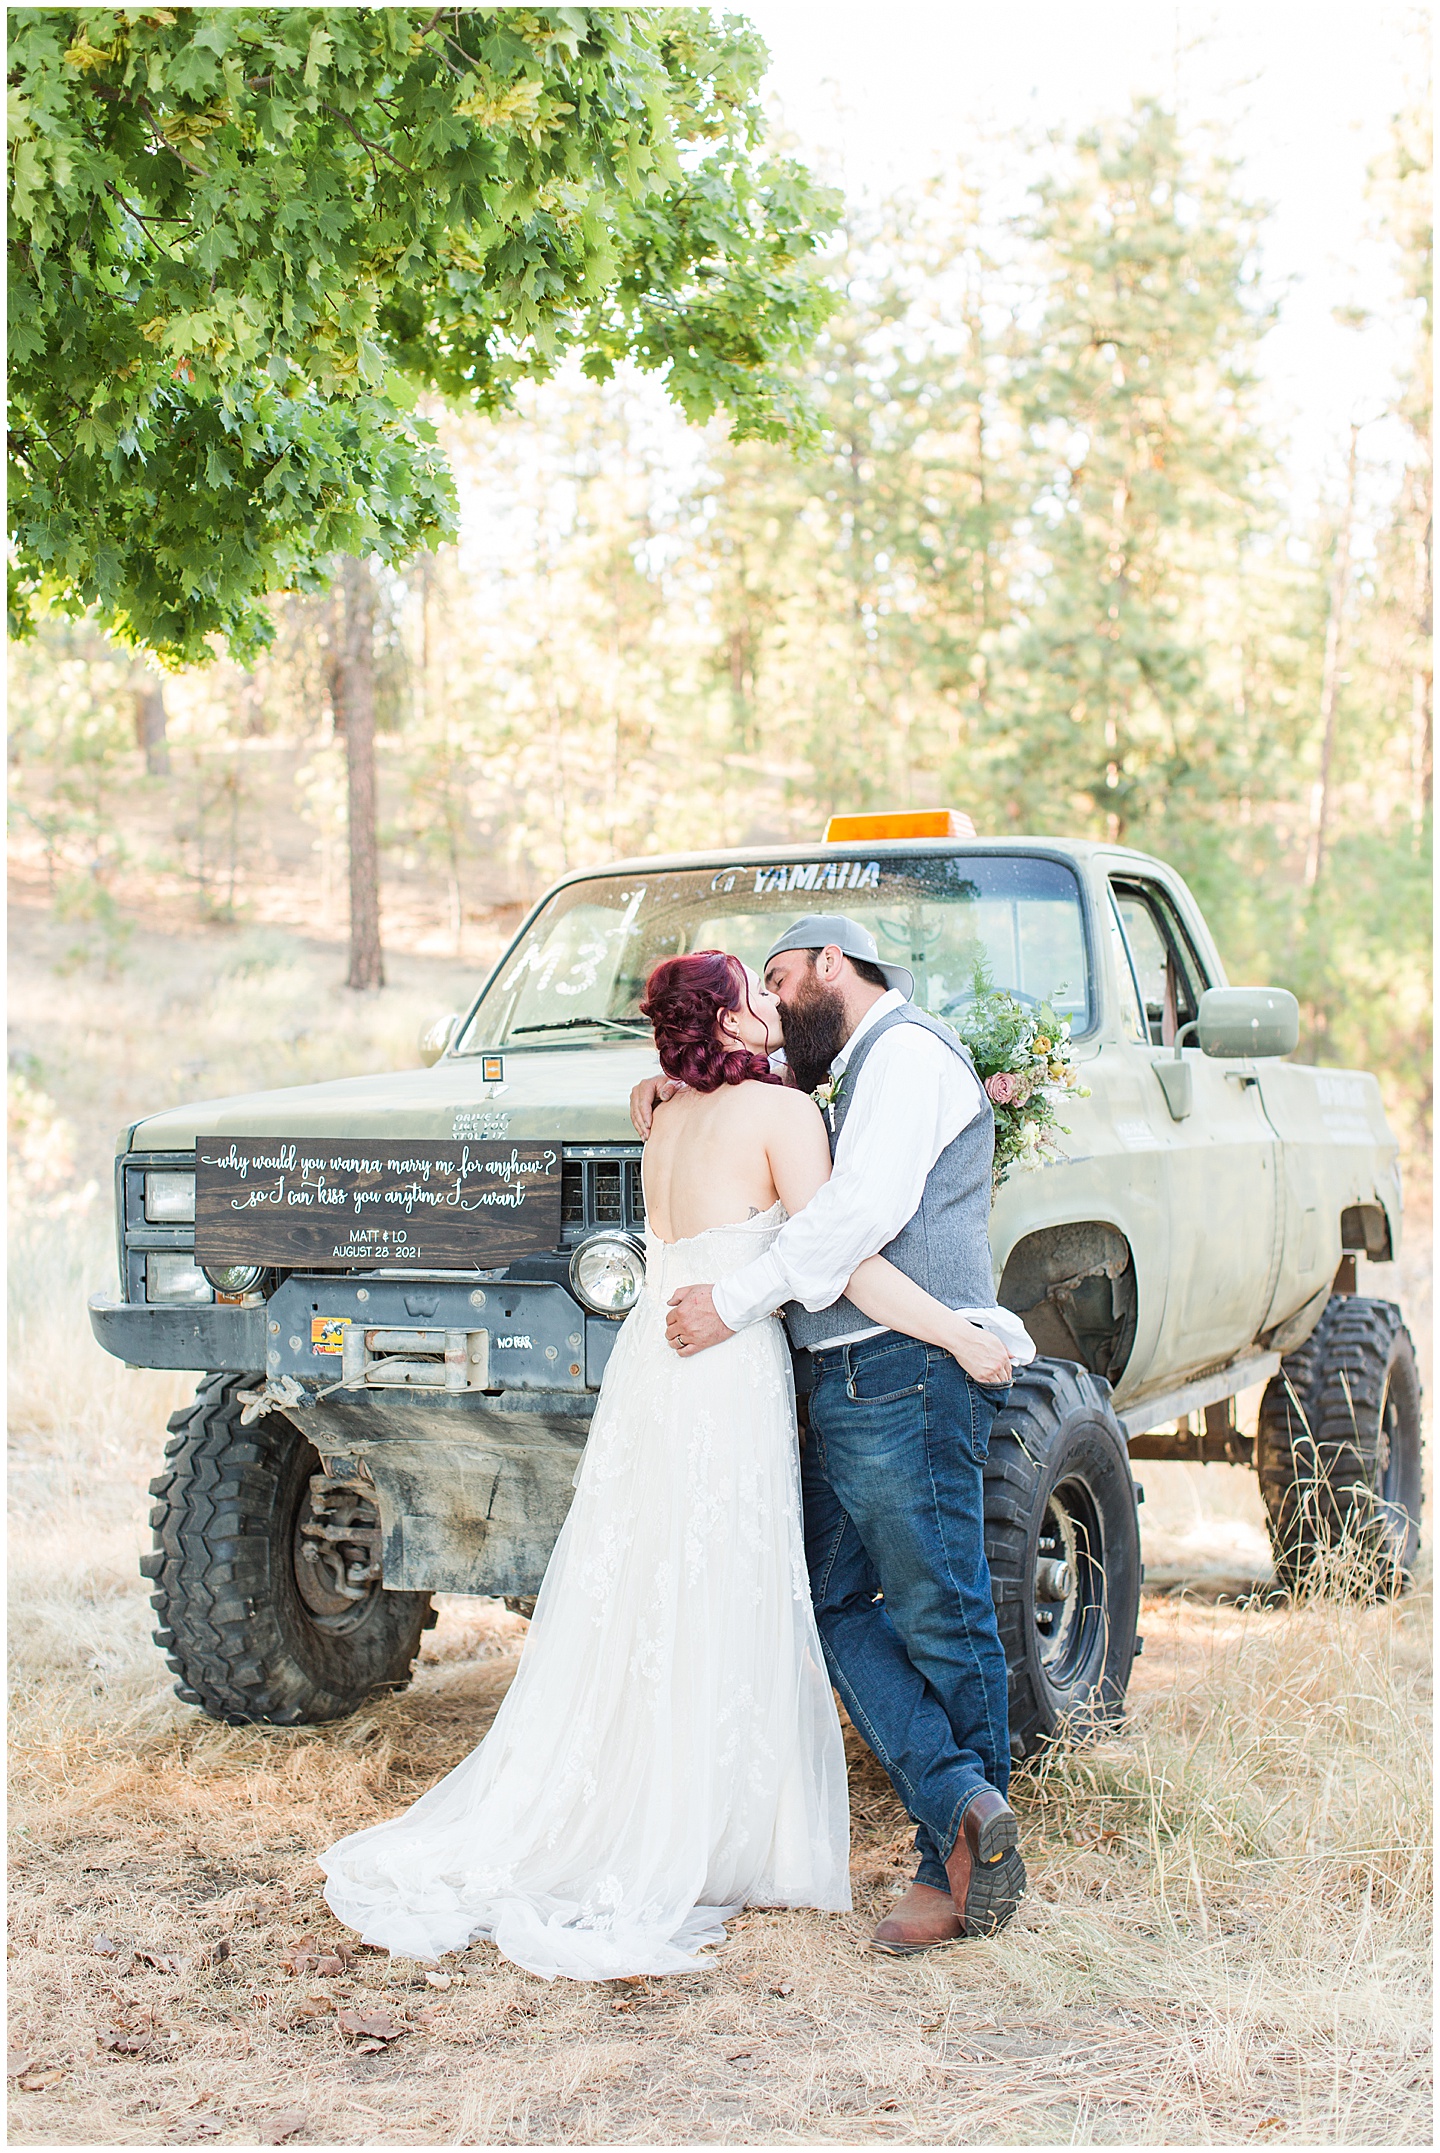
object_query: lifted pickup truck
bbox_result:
[91,820,1421,1755]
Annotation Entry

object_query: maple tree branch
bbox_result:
[319,101,412,176]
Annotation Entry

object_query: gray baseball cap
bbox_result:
[764,914,914,1000]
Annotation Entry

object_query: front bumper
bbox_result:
[87,1273,626,1390]
[88,1293,266,1371]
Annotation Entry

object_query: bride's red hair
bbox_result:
[641,952,783,1094]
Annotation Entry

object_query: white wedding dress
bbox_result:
[318,1204,852,1981]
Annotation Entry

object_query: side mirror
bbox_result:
[418,1011,459,1066]
[1183,987,1300,1060]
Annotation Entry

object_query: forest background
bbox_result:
[9,81,1432,1162]
[6,14,1432,2145]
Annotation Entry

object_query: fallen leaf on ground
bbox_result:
[423,1970,452,1989]
[7,2052,32,2078]
[337,2008,405,2043]
[17,2068,67,2091]
[137,1950,187,1975]
[770,1981,794,1996]
[196,1938,231,1968]
[259,2111,308,2144]
[291,1994,334,2021]
[281,1934,350,1977]
[100,2026,154,2055]
[90,1934,121,1957]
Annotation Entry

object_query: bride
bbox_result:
[319,951,1008,1982]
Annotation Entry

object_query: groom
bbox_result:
[631,914,1033,1953]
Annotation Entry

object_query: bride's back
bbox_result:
[643,1082,784,1244]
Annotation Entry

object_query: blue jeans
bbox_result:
[802,1331,1011,1893]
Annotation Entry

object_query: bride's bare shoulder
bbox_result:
[741,1080,824,1130]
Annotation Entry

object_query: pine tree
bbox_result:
[1009,102,1274,844]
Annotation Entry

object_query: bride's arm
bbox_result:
[762,1089,834,1215]
[845,1255,1014,1385]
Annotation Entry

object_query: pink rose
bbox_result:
[985,1071,1020,1105]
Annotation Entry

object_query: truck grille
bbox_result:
[560,1148,645,1243]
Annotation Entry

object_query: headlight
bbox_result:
[146,1252,212,1304]
[569,1232,646,1316]
[144,1171,195,1224]
[202,1262,265,1295]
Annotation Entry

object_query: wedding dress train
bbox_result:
[318,1204,852,1981]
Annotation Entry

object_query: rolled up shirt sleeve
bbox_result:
[711,1028,979,1332]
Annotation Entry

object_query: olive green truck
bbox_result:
[89,821,1422,1756]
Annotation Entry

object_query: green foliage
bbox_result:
[7,616,139,890]
[8,6,839,662]
[8,85,1429,1147]
[1007,103,1275,841]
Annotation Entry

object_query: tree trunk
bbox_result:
[1412,503,1433,839]
[133,674,170,775]
[1305,424,1360,892]
[335,556,384,991]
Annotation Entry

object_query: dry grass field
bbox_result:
[8,896,1434,2147]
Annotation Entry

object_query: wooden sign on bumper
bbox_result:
[194,1139,562,1269]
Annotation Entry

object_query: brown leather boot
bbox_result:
[869,1881,964,1956]
[944,1786,1026,1937]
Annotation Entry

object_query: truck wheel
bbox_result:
[142,1373,436,1725]
[983,1360,1142,1761]
[1257,1297,1423,1598]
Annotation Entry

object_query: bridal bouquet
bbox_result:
[943,961,1090,1190]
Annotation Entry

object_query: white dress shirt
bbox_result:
[710,990,1035,1361]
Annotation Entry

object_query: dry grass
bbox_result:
[8,898,1434,2147]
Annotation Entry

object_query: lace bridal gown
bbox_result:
[319,1204,852,1981]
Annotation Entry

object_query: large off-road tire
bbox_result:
[142,1373,435,1725]
[983,1359,1143,1761]
[1256,1297,1423,1599]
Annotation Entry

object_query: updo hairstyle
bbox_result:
[640,951,783,1094]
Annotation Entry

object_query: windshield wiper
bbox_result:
[510,1016,652,1037]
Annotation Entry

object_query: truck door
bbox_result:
[1108,873,1282,1374]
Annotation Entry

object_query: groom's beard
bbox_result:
[779,977,850,1094]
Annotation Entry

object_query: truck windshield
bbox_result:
[455,852,1092,1052]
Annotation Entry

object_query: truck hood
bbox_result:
[124,1045,659,1153]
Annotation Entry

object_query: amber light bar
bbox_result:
[823,809,977,842]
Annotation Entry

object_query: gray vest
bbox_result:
[786,1003,999,1353]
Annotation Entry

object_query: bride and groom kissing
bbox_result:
[319,914,1035,1980]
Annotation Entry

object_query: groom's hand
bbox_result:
[666,1285,734,1356]
[629,1074,683,1137]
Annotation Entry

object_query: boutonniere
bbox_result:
[811,1072,844,1126]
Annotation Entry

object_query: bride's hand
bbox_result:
[945,1319,1012,1388]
